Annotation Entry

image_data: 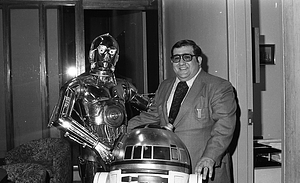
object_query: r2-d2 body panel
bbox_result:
[94,124,202,183]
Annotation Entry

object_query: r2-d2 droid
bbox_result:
[93,124,202,183]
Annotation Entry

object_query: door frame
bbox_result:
[227,0,253,182]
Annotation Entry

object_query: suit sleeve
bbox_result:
[202,81,237,166]
[127,92,161,132]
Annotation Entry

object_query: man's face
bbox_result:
[172,45,201,81]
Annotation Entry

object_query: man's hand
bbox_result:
[195,157,215,180]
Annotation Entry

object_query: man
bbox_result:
[128,39,237,183]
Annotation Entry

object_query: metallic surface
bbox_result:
[112,124,191,174]
[48,34,151,182]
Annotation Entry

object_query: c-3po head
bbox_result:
[89,33,119,73]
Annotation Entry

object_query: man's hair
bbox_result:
[171,39,202,56]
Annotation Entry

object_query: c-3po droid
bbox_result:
[48,33,151,183]
[93,124,202,183]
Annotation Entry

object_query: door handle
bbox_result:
[248,109,253,125]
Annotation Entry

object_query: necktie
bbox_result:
[169,81,189,124]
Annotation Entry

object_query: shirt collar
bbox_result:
[175,68,201,88]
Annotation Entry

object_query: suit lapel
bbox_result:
[161,79,175,124]
[173,71,206,127]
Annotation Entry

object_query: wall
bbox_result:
[252,0,283,140]
[163,0,228,80]
[283,0,300,182]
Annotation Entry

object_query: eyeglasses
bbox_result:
[170,54,197,63]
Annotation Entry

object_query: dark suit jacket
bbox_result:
[128,70,237,182]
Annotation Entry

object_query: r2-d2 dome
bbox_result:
[93,124,202,183]
[112,124,191,173]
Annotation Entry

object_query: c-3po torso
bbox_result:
[49,70,149,165]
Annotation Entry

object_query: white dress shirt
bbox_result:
[167,68,202,116]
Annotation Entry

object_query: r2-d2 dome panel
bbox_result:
[112,124,191,174]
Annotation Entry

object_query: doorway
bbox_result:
[84,9,159,94]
